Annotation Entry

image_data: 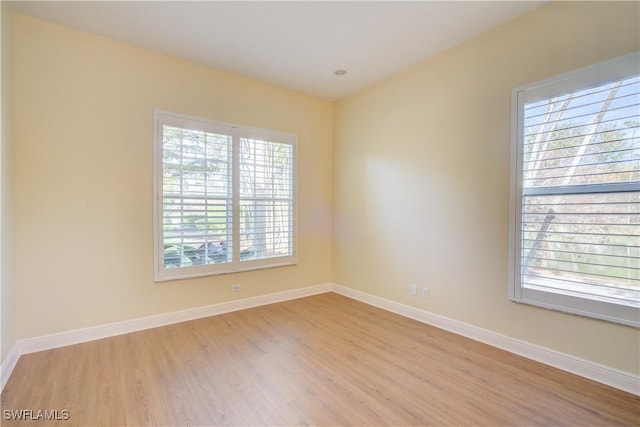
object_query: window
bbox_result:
[153,111,296,281]
[509,52,639,327]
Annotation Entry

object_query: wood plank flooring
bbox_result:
[2,292,639,426]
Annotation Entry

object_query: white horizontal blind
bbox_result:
[154,112,296,281]
[239,137,294,262]
[511,52,640,326]
[162,125,233,269]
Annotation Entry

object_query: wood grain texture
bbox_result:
[2,293,639,426]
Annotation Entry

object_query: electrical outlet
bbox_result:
[410,284,417,296]
[231,284,241,292]
[422,288,429,299]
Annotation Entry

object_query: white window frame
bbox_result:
[509,52,640,327]
[153,111,297,282]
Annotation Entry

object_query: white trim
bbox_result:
[0,283,331,392]
[19,283,331,355]
[2,283,638,396]
[1,343,20,391]
[331,284,640,395]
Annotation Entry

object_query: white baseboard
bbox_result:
[19,283,332,355]
[1,283,332,391]
[1,343,20,391]
[2,282,638,396]
[331,284,640,396]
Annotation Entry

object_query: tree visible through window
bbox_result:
[154,112,296,281]
[510,52,639,326]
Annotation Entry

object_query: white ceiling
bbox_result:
[10,1,546,100]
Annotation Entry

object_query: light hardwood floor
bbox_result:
[2,292,639,426]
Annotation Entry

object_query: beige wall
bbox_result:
[333,1,640,374]
[1,1,16,362]
[13,13,332,338]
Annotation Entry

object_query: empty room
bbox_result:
[1,1,639,425]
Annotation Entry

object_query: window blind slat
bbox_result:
[524,256,639,272]
[522,238,639,251]
[524,113,639,137]
[526,114,636,140]
[524,137,638,157]
[524,92,640,124]
[524,78,640,112]
[529,247,640,262]
[523,147,638,166]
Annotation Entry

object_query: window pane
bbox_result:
[239,138,293,199]
[239,200,293,261]
[519,74,640,306]
[162,125,233,269]
[162,197,232,268]
[163,126,231,197]
[511,53,640,325]
[522,76,640,188]
[521,192,639,306]
[238,136,294,262]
